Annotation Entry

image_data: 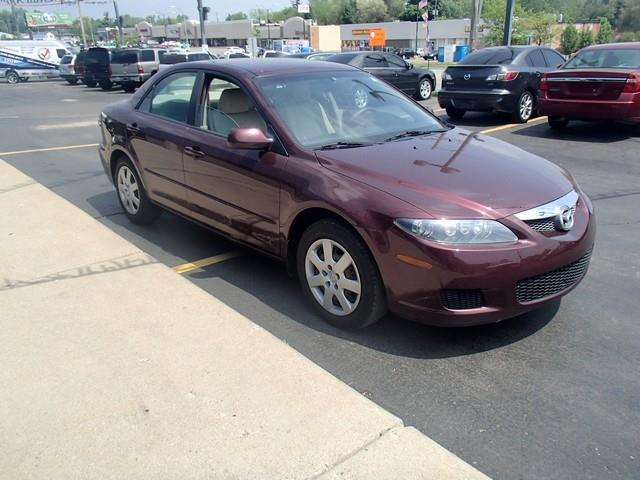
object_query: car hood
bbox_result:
[315,128,575,219]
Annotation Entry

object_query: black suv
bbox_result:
[83,47,113,90]
[326,51,436,101]
[438,46,566,123]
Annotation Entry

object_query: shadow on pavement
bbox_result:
[511,119,640,143]
[443,111,513,129]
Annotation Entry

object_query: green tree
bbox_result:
[356,0,388,22]
[578,27,594,48]
[226,12,248,21]
[617,31,638,42]
[596,17,613,43]
[482,0,527,46]
[521,12,556,45]
[560,23,579,54]
[399,3,420,21]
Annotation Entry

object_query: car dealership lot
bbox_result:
[1,81,638,479]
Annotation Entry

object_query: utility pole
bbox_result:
[469,0,483,51]
[267,9,271,49]
[77,0,88,49]
[113,0,123,45]
[415,11,419,52]
[502,0,515,45]
[197,0,205,47]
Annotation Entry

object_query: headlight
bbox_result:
[443,72,453,81]
[394,219,518,244]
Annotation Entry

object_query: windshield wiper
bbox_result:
[383,129,451,143]
[317,142,371,150]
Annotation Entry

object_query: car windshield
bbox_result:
[563,48,640,69]
[254,71,444,149]
[459,47,518,65]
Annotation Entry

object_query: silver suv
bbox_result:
[110,48,166,93]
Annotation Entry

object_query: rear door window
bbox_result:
[542,49,565,68]
[526,49,547,68]
[56,49,68,59]
[140,50,156,62]
[60,55,73,65]
[459,48,515,65]
[363,54,388,68]
[384,54,407,69]
[112,50,139,64]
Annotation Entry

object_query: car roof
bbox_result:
[583,42,640,50]
[176,58,357,77]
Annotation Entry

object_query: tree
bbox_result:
[596,17,613,43]
[521,12,556,45]
[226,12,248,21]
[482,0,527,46]
[356,0,388,23]
[578,27,594,48]
[399,3,420,21]
[617,31,638,42]
[560,23,579,54]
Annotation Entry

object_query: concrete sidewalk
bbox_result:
[0,159,489,480]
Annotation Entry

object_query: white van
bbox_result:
[0,40,71,84]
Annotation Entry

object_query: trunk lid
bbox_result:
[444,65,506,90]
[545,69,630,100]
[315,129,574,220]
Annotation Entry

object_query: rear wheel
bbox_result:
[114,159,161,225]
[415,78,433,100]
[548,116,569,130]
[297,219,387,330]
[446,107,466,119]
[100,80,113,91]
[6,70,20,84]
[513,91,535,123]
[122,83,136,93]
[85,80,97,88]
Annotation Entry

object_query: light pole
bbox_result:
[502,0,515,45]
[77,0,87,49]
[113,0,123,45]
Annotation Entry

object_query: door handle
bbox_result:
[184,146,205,159]
[126,123,142,136]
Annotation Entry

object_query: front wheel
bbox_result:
[114,159,161,225]
[122,83,136,93]
[6,70,20,84]
[100,80,113,91]
[297,220,387,330]
[513,91,535,123]
[548,116,569,130]
[415,78,433,100]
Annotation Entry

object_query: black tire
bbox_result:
[446,107,466,119]
[66,78,79,85]
[114,158,161,225]
[512,90,535,123]
[415,77,433,100]
[100,80,113,91]
[6,70,20,84]
[122,83,136,93]
[548,116,569,130]
[296,219,387,330]
[21,77,29,82]
[85,80,97,88]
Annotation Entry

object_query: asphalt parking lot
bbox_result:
[1,79,638,480]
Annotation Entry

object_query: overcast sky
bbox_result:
[10,1,295,21]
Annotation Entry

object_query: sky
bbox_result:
[5,0,294,21]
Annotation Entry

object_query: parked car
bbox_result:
[74,51,87,84]
[157,51,214,73]
[225,52,252,59]
[59,53,82,84]
[83,47,112,90]
[110,48,166,93]
[423,50,438,61]
[289,51,340,61]
[258,50,289,58]
[439,45,566,123]
[98,59,594,330]
[538,42,640,129]
[326,51,436,100]
[395,48,416,59]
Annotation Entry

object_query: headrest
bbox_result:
[219,88,251,114]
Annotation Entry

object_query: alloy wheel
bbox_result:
[117,165,141,215]
[6,71,20,84]
[519,92,533,121]
[419,79,432,100]
[305,238,362,317]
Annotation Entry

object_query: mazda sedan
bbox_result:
[98,59,595,330]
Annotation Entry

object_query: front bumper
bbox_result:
[438,89,520,113]
[538,94,640,122]
[379,193,596,327]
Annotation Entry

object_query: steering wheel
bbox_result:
[346,107,378,126]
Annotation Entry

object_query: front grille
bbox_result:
[524,206,576,234]
[442,289,484,310]
[516,251,592,303]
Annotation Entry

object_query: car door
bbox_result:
[384,53,416,93]
[541,49,566,70]
[525,49,550,86]
[128,70,200,212]
[180,74,286,255]
[361,53,395,86]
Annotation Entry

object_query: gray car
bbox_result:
[59,53,82,85]
[110,48,166,93]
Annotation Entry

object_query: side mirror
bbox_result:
[227,127,273,150]
[407,62,413,70]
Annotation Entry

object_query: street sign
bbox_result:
[369,28,386,47]
[297,4,310,14]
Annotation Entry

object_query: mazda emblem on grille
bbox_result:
[464,74,471,80]
[554,206,575,232]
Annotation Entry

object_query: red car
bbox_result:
[98,59,595,330]
[539,42,640,129]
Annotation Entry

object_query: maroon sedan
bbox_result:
[539,42,640,129]
[98,59,595,329]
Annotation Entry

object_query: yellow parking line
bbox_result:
[433,108,446,113]
[0,143,99,156]
[480,116,547,135]
[173,250,243,274]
